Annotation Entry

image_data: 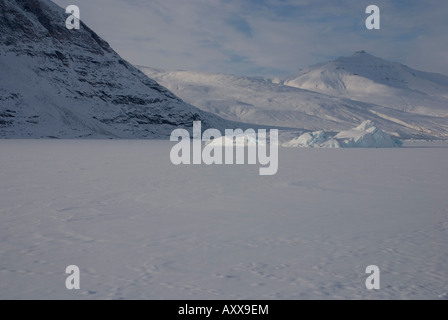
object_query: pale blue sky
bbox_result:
[53,0,448,76]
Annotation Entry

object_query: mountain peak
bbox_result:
[283,51,448,125]
[335,51,388,65]
[1,0,112,55]
[350,50,380,60]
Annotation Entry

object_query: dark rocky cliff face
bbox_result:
[1,0,111,54]
[0,0,227,138]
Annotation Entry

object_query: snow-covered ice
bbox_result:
[282,131,341,148]
[1,140,447,299]
[335,120,402,148]
[208,134,266,147]
[282,121,402,148]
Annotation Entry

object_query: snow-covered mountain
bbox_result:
[0,0,231,138]
[2,1,446,141]
[284,51,448,117]
[139,60,448,140]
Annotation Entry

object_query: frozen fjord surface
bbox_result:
[0,140,447,299]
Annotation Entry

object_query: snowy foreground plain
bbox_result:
[1,140,447,300]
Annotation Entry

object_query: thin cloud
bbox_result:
[52,0,448,76]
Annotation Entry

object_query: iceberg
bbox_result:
[335,120,402,148]
[283,120,402,148]
[282,131,341,148]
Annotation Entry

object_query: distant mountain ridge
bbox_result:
[283,51,448,117]
[139,52,448,140]
[1,0,447,140]
[0,0,231,138]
